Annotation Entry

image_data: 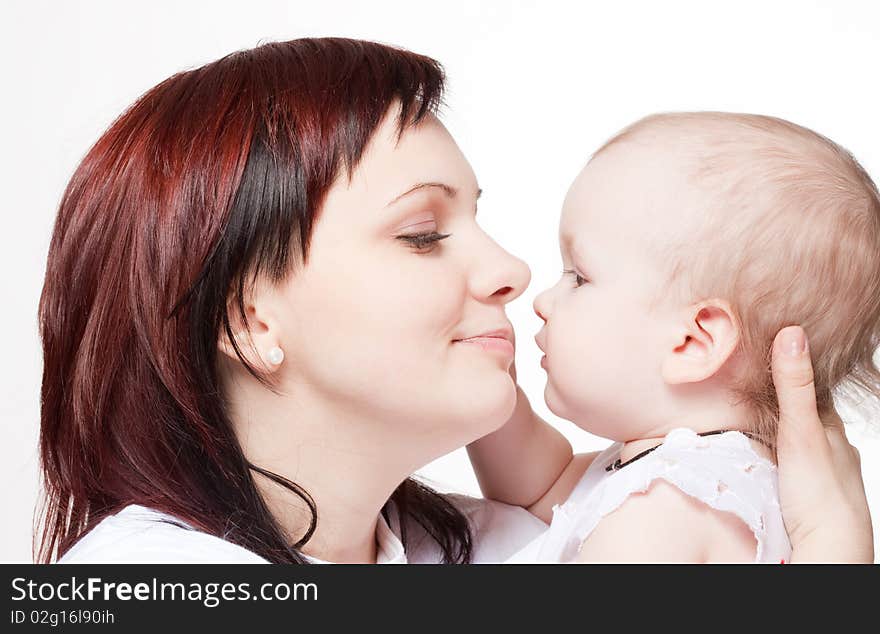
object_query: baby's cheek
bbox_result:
[548,313,604,395]
[555,304,644,415]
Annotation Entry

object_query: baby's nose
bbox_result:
[533,291,550,322]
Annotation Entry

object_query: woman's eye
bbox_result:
[562,268,588,287]
[396,231,451,252]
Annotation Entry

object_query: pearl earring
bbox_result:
[267,346,285,365]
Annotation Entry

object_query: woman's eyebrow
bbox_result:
[385,182,457,207]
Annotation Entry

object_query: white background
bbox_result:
[2,0,879,562]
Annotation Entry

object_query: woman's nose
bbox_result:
[473,242,531,305]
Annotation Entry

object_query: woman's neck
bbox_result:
[224,375,427,564]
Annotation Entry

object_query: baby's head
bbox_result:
[534,112,880,449]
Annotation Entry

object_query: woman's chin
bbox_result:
[484,387,518,434]
[452,370,517,434]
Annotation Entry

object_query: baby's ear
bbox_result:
[661,299,740,385]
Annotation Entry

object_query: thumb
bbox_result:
[771,326,824,454]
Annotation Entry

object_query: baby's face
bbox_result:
[534,144,698,440]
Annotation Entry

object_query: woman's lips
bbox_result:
[454,336,515,357]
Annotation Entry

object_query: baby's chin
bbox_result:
[543,384,637,441]
[543,382,590,429]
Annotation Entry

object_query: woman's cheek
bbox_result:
[367,263,465,368]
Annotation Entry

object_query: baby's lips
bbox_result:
[534,333,546,352]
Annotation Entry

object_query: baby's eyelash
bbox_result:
[396,231,451,251]
[562,268,589,287]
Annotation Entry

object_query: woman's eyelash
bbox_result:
[396,231,451,251]
[562,268,589,287]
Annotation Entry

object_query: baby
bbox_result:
[468,112,880,562]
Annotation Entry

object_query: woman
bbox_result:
[38,38,873,564]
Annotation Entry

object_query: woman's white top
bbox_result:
[509,428,792,563]
[58,495,549,564]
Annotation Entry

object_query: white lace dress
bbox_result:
[512,427,792,563]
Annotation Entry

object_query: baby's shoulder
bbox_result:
[576,477,758,562]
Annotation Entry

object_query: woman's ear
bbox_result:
[217,289,284,374]
[661,299,740,385]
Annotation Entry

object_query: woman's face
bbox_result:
[267,107,530,454]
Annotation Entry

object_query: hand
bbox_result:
[772,326,874,562]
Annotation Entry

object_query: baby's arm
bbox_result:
[574,479,758,563]
[466,380,598,524]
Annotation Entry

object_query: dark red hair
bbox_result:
[38,38,473,563]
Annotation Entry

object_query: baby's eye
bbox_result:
[562,268,589,287]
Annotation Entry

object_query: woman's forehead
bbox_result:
[346,111,478,203]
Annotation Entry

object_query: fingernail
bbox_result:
[782,327,806,356]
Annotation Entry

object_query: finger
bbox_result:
[819,406,846,433]
[771,326,825,453]
[826,418,856,457]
